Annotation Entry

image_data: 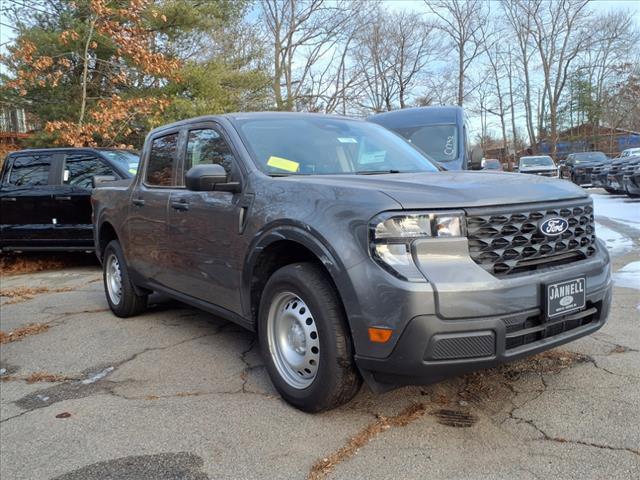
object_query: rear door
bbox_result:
[127,131,182,285]
[0,153,59,248]
[55,152,120,245]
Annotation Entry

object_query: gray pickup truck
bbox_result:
[92,112,612,412]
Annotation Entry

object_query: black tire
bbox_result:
[103,240,147,317]
[604,188,616,194]
[258,262,362,412]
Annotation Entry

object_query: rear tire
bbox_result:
[103,240,147,317]
[258,262,362,412]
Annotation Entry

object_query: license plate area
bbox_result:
[545,277,586,319]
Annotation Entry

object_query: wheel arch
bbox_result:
[243,225,360,332]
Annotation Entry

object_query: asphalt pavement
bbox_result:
[1,189,638,480]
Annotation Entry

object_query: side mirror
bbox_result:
[469,146,483,170]
[185,164,240,192]
[92,175,117,188]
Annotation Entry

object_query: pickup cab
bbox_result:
[92,113,612,412]
[1,148,138,252]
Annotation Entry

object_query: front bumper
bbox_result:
[572,171,592,186]
[353,238,612,388]
[356,283,611,387]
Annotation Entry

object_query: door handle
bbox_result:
[55,196,72,201]
[1,197,16,202]
[132,198,145,207]
[170,200,189,211]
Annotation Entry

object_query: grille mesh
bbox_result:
[466,199,596,277]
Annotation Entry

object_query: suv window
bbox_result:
[64,154,116,189]
[185,129,235,179]
[146,133,179,186]
[6,155,52,186]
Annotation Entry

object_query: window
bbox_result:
[98,150,140,175]
[185,129,235,178]
[6,156,51,186]
[146,133,178,186]
[64,154,116,189]
[236,117,438,175]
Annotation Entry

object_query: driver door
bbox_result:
[166,124,247,313]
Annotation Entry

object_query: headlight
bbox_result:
[575,168,585,174]
[370,211,465,282]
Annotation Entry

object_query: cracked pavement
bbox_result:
[1,190,638,479]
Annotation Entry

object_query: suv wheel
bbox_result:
[258,263,362,412]
[103,240,147,317]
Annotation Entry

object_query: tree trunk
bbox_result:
[79,17,96,126]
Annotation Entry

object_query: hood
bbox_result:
[287,171,587,209]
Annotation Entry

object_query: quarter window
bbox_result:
[146,133,178,186]
[6,156,51,186]
[64,154,116,189]
[185,129,235,179]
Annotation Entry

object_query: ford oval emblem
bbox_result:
[559,295,574,307]
[540,217,569,236]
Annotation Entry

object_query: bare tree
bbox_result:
[501,0,538,149]
[529,0,592,158]
[425,0,487,106]
[260,0,353,111]
[351,9,435,112]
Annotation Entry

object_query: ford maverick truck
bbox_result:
[92,112,612,412]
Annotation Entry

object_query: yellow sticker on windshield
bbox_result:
[128,167,138,174]
[267,156,299,172]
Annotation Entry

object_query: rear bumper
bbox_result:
[356,282,612,387]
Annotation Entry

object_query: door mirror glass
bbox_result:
[185,164,236,191]
[469,146,483,170]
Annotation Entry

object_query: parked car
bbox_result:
[605,155,640,194]
[560,151,610,186]
[481,158,503,171]
[0,148,138,252]
[619,147,640,159]
[368,106,477,170]
[623,164,640,198]
[518,155,558,177]
[92,112,612,412]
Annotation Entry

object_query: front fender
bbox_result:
[241,222,362,329]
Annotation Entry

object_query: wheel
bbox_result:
[258,262,362,412]
[103,239,147,317]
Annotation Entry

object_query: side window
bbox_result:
[64,154,116,189]
[185,129,235,179]
[146,133,178,186]
[6,156,52,186]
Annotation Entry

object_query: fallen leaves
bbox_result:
[308,403,426,480]
[0,323,50,344]
[0,254,97,276]
[1,286,73,305]
[1,371,74,383]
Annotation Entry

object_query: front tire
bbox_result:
[103,240,147,317]
[258,263,362,412]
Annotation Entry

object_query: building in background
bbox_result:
[0,106,39,157]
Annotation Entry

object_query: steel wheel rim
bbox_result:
[267,292,320,389]
[105,253,123,305]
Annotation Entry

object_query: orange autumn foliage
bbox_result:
[6,0,181,147]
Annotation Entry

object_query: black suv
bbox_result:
[0,148,138,252]
[560,151,610,186]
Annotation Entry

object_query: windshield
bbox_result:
[391,124,459,163]
[99,150,140,174]
[483,159,501,169]
[622,149,640,157]
[570,152,607,163]
[519,156,555,167]
[234,116,439,175]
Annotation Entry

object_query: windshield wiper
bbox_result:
[355,169,401,175]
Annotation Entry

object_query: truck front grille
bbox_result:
[466,199,596,277]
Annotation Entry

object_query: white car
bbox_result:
[620,147,640,158]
